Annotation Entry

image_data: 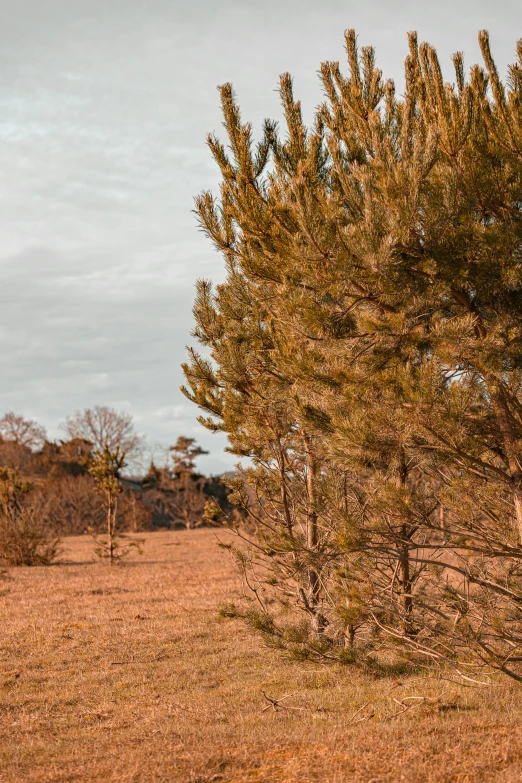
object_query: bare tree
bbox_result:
[61,406,143,463]
[0,412,47,450]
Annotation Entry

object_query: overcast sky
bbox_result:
[0,0,519,473]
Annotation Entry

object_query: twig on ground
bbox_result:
[385,697,425,721]
[347,702,374,725]
[261,691,305,712]
[384,694,442,721]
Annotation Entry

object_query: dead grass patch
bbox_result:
[0,529,521,782]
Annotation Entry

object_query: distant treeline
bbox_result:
[0,408,232,535]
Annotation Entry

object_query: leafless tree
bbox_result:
[61,406,144,463]
[0,412,47,450]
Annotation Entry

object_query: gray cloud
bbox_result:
[0,0,519,473]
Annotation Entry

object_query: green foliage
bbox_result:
[89,445,125,500]
[184,28,522,682]
[169,436,208,475]
[244,608,277,635]
[89,446,142,564]
[0,468,32,516]
[203,498,224,525]
[217,602,241,619]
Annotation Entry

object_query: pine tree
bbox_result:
[89,446,141,564]
[184,29,522,680]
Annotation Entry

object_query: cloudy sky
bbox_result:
[0,0,519,473]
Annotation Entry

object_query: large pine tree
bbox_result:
[183,30,522,680]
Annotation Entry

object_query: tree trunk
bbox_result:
[107,494,116,565]
[489,385,522,544]
[303,434,325,637]
[399,525,413,634]
[278,444,294,539]
[514,489,522,544]
[398,449,414,634]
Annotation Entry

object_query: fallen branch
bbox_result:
[261,691,305,712]
[347,701,375,725]
[386,698,423,721]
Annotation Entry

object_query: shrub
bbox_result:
[0,502,61,566]
[0,467,60,566]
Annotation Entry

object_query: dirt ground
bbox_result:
[1,528,521,782]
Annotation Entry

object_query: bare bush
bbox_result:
[0,502,60,567]
[0,467,61,567]
[39,474,105,535]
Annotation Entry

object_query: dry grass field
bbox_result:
[1,528,522,783]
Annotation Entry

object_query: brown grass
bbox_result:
[1,528,521,782]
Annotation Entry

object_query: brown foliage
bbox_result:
[140,461,232,529]
[39,475,105,535]
[0,411,228,542]
[0,501,61,566]
[0,468,60,567]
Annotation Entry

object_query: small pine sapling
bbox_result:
[89,446,143,564]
